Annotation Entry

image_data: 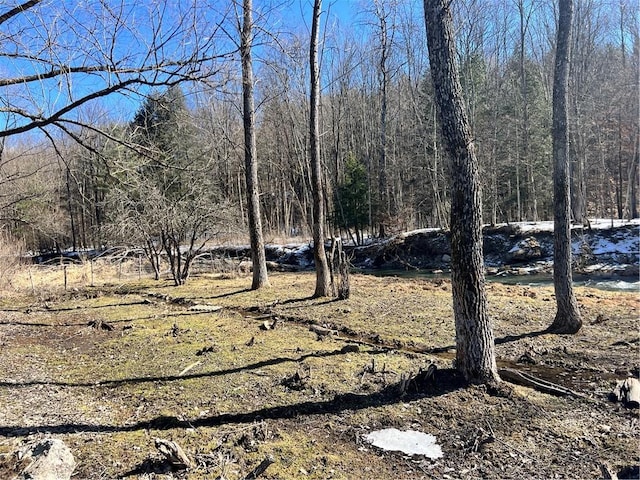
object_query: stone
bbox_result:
[507,237,542,262]
[18,439,76,480]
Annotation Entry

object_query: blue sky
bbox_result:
[0,0,393,144]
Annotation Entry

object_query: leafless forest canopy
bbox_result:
[1,0,638,253]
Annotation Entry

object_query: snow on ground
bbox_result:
[396,218,638,238]
[364,429,444,458]
[581,232,638,255]
[515,218,640,233]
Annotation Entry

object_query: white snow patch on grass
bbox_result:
[364,428,444,458]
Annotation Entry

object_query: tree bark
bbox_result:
[309,0,331,297]
[241,0,269,290]
[423,0,498,384]
[549,0,582,334]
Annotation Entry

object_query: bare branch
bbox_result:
[0,0,42,26]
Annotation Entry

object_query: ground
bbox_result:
[0,270,638,479]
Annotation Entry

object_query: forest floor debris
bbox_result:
[0,272,638,479]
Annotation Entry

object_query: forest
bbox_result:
[0,2,639,478]
[0,0,638,256]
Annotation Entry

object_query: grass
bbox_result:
[0,266,638,479]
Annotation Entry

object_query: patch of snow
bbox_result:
[493,218,639,234]
[401,228,441,238]
[589,218,640,230]
[515,221,555,233]
[364,428,443,458]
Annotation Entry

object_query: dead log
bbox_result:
[610,378,640,408]
[309,324,335,338]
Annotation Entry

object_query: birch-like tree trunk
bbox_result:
[549,0,582,333]
[309,0,331,297]
[241,0,269,290]
[423,0,498,384]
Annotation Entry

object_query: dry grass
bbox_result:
[0,232,27,292]
[0,270,638,479]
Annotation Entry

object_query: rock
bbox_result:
[508,237,542,262]
[18,438,76,480]
[609,378,640,408]
[154,437,191,469]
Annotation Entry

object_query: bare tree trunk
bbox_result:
[309,0,330,297]
[518,0,533,221]
[378,23,389,238]
[241,0,269,290]
[549,0,582,334]
[423,0,498,384]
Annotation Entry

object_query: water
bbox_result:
[362,269,639,293]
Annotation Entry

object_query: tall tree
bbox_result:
[240,0,269,290]
[423,0,498,384]
[309,0,331,297]
[373,0,395,237]
[548,0,582,334]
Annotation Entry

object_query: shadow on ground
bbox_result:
[0,368,466,438]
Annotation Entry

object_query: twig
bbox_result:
[178,361,202,376]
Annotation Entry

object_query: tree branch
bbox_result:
[0,0,42,26]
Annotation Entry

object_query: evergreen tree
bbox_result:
[334,154,369,245]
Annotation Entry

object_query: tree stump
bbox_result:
[329,237,350,299]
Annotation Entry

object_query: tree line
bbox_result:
[1,0,637,257]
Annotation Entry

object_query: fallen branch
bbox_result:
[189,304,223,312]
[178,361,202,376]
[498,368,586,399]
